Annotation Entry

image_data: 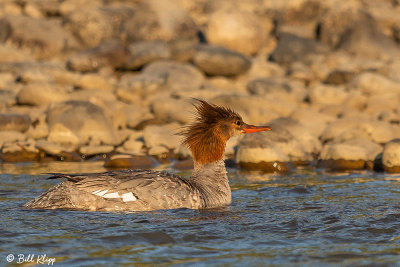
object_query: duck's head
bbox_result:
[179,99,271,165]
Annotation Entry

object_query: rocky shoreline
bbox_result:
[1,0,400,173]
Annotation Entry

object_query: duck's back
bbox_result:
[24,170,202,212]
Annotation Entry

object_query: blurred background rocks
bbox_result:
[0,0,400,173]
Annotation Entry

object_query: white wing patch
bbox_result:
[103,192,120,198]
[122,192,137,202]
[92,190,137,202]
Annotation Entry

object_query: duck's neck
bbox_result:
[190,159,231,208]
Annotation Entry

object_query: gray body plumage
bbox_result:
[24,160,231,212]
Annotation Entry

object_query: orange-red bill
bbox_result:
[242,124,271,134]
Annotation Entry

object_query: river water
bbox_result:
[0,162,399,266]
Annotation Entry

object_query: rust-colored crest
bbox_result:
[179,99,241,165]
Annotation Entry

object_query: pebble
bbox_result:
[382,139,400,173]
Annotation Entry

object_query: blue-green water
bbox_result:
[0,162,399,266]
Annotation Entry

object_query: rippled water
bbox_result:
[1,162,400,266]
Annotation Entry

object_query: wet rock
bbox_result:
[104,154,159,169]
[270,33,329,66]
[0,131,26,145]
[47,101,120,146]
[123,40,171,70]
[143,123,181,156]
[0,15,78,59]
[319,139,382,170]
[121,0,198,43]
[16,83,71,106]
[67,40,130,72]
[320,118,396,144]
[382,139,400,173]
[79,145,114,156]
[205,9,268,55]
[35,140,74,156]
[193,45,251,76]
[350,72,400,96]
[308,84,348,106]
[121,132,145,155]
[65,6,133,47]
[0,113,31,132]
[236,117,320,171]
[173,159,194,170]
[0,141,41,162]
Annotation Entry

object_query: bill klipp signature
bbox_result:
[6,253,56,265]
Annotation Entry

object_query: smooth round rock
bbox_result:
[47,101,120,146]
[0,113,31,132]
[382,139,400,173]
[193,45,251,76]
[206,9,267,55]
[124,40,171,70]
[17,83,71,106]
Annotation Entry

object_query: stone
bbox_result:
[47,101,120,146]
[205,9,268,55]
[122,134,145,155]
[247,78,291,95]
[270,33,329,66]
[143,61,204,91]
[350,72,400,96]
[236,117,320,171]
[67,40,130,72]
[210,94,289,124]
[16,83,71,106]
[0,44,33,63]
[79,145,114,156]
[123,40,171,70]
[35,140,74,156]
[59,0,102,15]
[193,45,251,76]
[104,154,159,169]
[290,107,336,137]
[121,0,198,43]
[320,118,396,144]
[65,6,133,47]
[336,14,400,59]
[382,139,400,173]
[0,131,26,144]
[47,123,80,147]
[0,113,31,132]
[143,123,182,153]
[0,15,78,59]
[319,139,382,171]
[76,74,114,91]
[324,70,355,85]
[308,84,349,106]
[151,97,193,124]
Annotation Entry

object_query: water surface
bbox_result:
[1,162,399,266]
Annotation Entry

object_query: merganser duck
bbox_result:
[24,99,271,212]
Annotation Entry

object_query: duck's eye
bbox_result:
[235,120,241,126]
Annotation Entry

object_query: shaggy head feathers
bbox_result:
[179,99,242,165]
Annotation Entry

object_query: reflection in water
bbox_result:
[0,162,399,265]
